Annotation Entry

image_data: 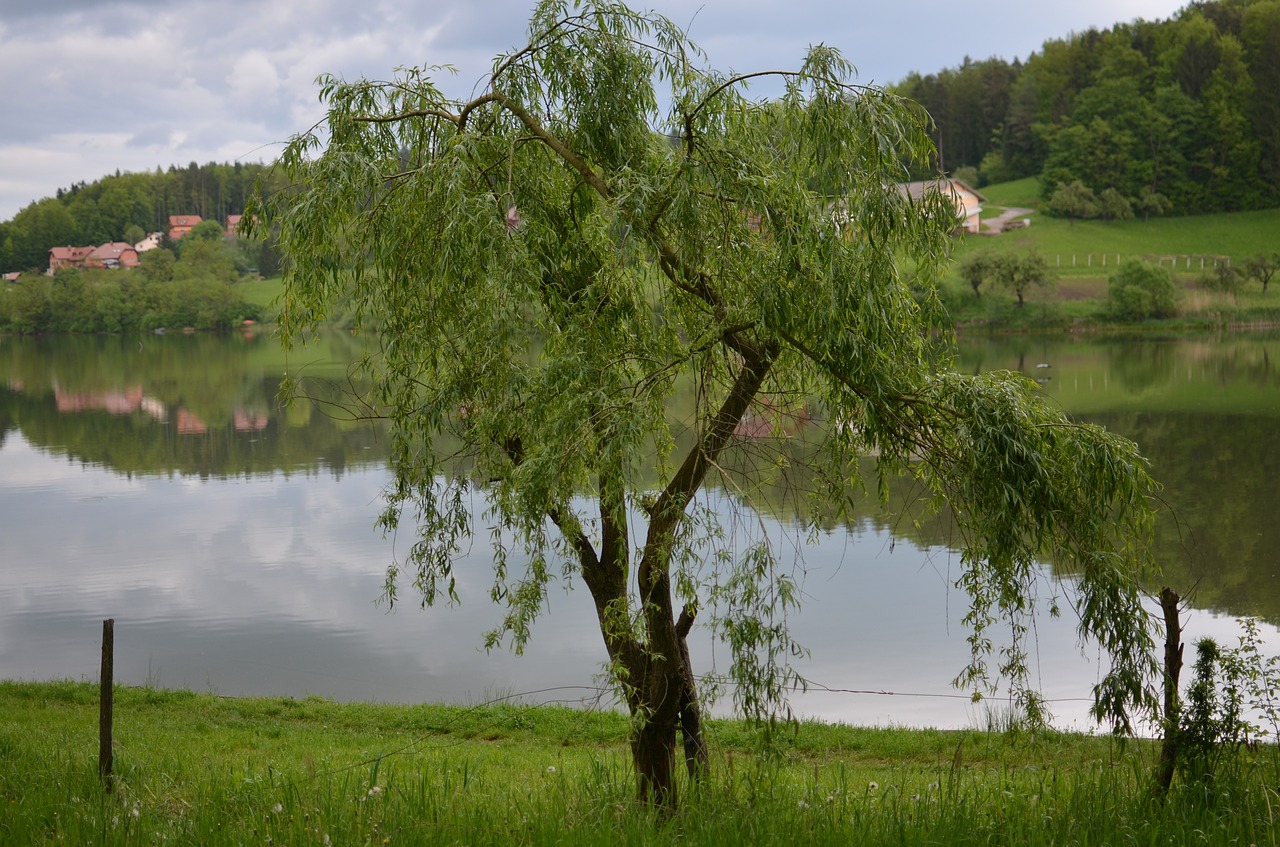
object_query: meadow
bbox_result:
[3,680,1278,845]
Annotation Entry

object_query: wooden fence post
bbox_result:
[100,618,114,791]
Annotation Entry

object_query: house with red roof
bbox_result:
[168,215,203,240]
[85,242,140,270]
[48,245,95,273]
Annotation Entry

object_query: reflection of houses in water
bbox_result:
[234,409,269,431]
[176,408,207,435]
[44,381,273,435]
[53,383,167,421]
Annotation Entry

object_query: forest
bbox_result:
[894,0,1280,215]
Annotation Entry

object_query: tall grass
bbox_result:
[3,681,1278,845]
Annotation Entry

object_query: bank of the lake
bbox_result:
[4,680,1278,846]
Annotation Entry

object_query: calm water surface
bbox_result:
[2,331,1278,730]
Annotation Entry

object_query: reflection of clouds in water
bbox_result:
[0,435,607,706]
[0,435,146,494]
[4,430,1279,731]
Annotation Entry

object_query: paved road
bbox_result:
[984,206,1034,233]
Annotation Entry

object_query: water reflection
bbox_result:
[0,333,386,478]
[953,332,1280,625]
[2,331,1279,730]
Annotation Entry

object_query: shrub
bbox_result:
[1108,259,1176,320]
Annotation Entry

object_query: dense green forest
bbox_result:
[894,0,1280,215]
[0,161,286,274]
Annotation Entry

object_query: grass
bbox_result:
[935,180,1280,330]
[236,275,285,311]
[4,680,1280,845]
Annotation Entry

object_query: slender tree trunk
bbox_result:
[1153,586,1183,802]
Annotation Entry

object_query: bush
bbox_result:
[1196,264,1242,294]
[1108,259,1176,320]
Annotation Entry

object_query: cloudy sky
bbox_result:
[1,0,1189,222]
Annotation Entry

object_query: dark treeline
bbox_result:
[894,0,1280,214]
[0,161,287,273]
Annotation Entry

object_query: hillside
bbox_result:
[894,0,1280,217]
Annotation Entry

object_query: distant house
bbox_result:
[48,245,95,273]
[134,232,163,252]
[897,178,987,234]
[168,214,203,240]
[85,242,140,270]
[224,214,243,236]
[3,271,21,283]
[49,242,140,274]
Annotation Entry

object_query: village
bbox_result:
[42,213,244,275]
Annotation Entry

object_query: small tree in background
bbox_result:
[960,252,995,297]
[1048,180,1099,224]
[251,0,1161,809]
[1109,259,1177,320]
[1135,187,1172,223]
[1097,188,1135,221]
[996,251,1054,307]
[1242,252,1279,294]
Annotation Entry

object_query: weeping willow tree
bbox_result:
[248,0,1160,808]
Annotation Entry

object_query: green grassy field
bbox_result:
[236,275,285,311]
[934,179,1280,329]
[960,177,1280,273]
[3,680,1278,845]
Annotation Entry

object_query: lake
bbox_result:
[2,330,1278,731]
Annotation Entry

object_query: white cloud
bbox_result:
[1,0,1191,221]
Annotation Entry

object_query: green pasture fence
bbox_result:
[1050,254,1233,270]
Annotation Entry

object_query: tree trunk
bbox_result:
[676,605,709,781]
[1153,586,1184,802]
[631,661,685,809]
[632,706,679,808]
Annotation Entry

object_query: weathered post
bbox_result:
[100,618,114,790]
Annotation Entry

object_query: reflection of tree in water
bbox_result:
[1094,411,1280,626]
[717,405,1280,628]
[1107,339,1176,393]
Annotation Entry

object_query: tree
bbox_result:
[994,251,1055,307]
[1242,252,1279,294]
[1109,259,1177,320]
[1135,187,1172,222]
[959,253,995,297]
[1047,180,1099,223]
[251,1,1160,808]
[1097,188,1136,221]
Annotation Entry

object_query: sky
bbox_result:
[0,0,1191,222]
